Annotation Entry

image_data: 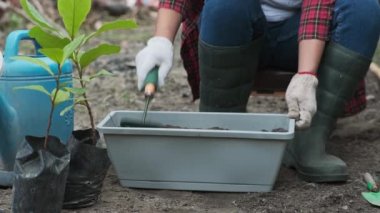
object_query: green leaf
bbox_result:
[74,97,88,102]
[59,82,71,89]
[12,56,54,76]
[79,44,120,69]
[63,34,85,61]
[83,76,90,82]
[14,85,50,96]
[58,0,92,38]
[90,69,113,80]
[29,26,70,49]
[85,20,138,43]
[73,76,90,83]
[39,48,64,64]
[64,87,86,95]
[60,104,74,116]
[52,89,71,105]
[20,0,56,32]
[96,20,137,34]
[74,97,88,106]
[39,35,84,66]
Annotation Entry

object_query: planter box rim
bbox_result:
[97,111,295,140]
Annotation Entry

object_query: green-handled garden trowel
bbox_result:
[142,66,159,125]
[362,172,380,207]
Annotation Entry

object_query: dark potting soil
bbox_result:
[261,128,288,132]
[121,121,287,132]
[120,120,229,130]
[163,124,229,130]
[163,125,288,132]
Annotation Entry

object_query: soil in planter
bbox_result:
[63,129,111,209]
[12,135,70,213]
[121,120,287,132]
[120,119,229,130]
[162,124,229,130]
[261,128,288,132]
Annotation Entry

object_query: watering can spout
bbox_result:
[0,95,20,171]
[0,48,14,187]
[0,94,19,187]
[0,50,3,75]
[0,39,17,184]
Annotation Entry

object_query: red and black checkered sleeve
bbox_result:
[159,0,186,15]
[298,0,335,41]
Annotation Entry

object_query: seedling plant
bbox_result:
[16,0,137,145]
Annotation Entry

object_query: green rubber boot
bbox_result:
[283,42,371,182]
[198,38,262,112]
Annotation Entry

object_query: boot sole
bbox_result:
[297,170,348,183]
[282,150,348,183]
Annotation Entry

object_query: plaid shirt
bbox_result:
[160,0,366,116]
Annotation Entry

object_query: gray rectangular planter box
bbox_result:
[97,111,295,192]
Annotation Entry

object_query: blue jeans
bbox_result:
[200,0,380,71]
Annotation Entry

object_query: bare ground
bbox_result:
[1,20,380,213]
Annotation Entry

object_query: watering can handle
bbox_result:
[4,30,42,61]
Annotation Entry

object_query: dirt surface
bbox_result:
[1,11,380,213]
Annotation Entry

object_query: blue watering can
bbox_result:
[0,30,74,186]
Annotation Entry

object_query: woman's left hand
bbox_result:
[285,73,318,129]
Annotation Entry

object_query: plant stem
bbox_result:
[44,65,62,148]
[75,61,97,144]
[83,92,97,143]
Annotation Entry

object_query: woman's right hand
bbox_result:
[135,36,174,90]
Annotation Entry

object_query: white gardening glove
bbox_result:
[285,73,318,129]
[135,36,174,90]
